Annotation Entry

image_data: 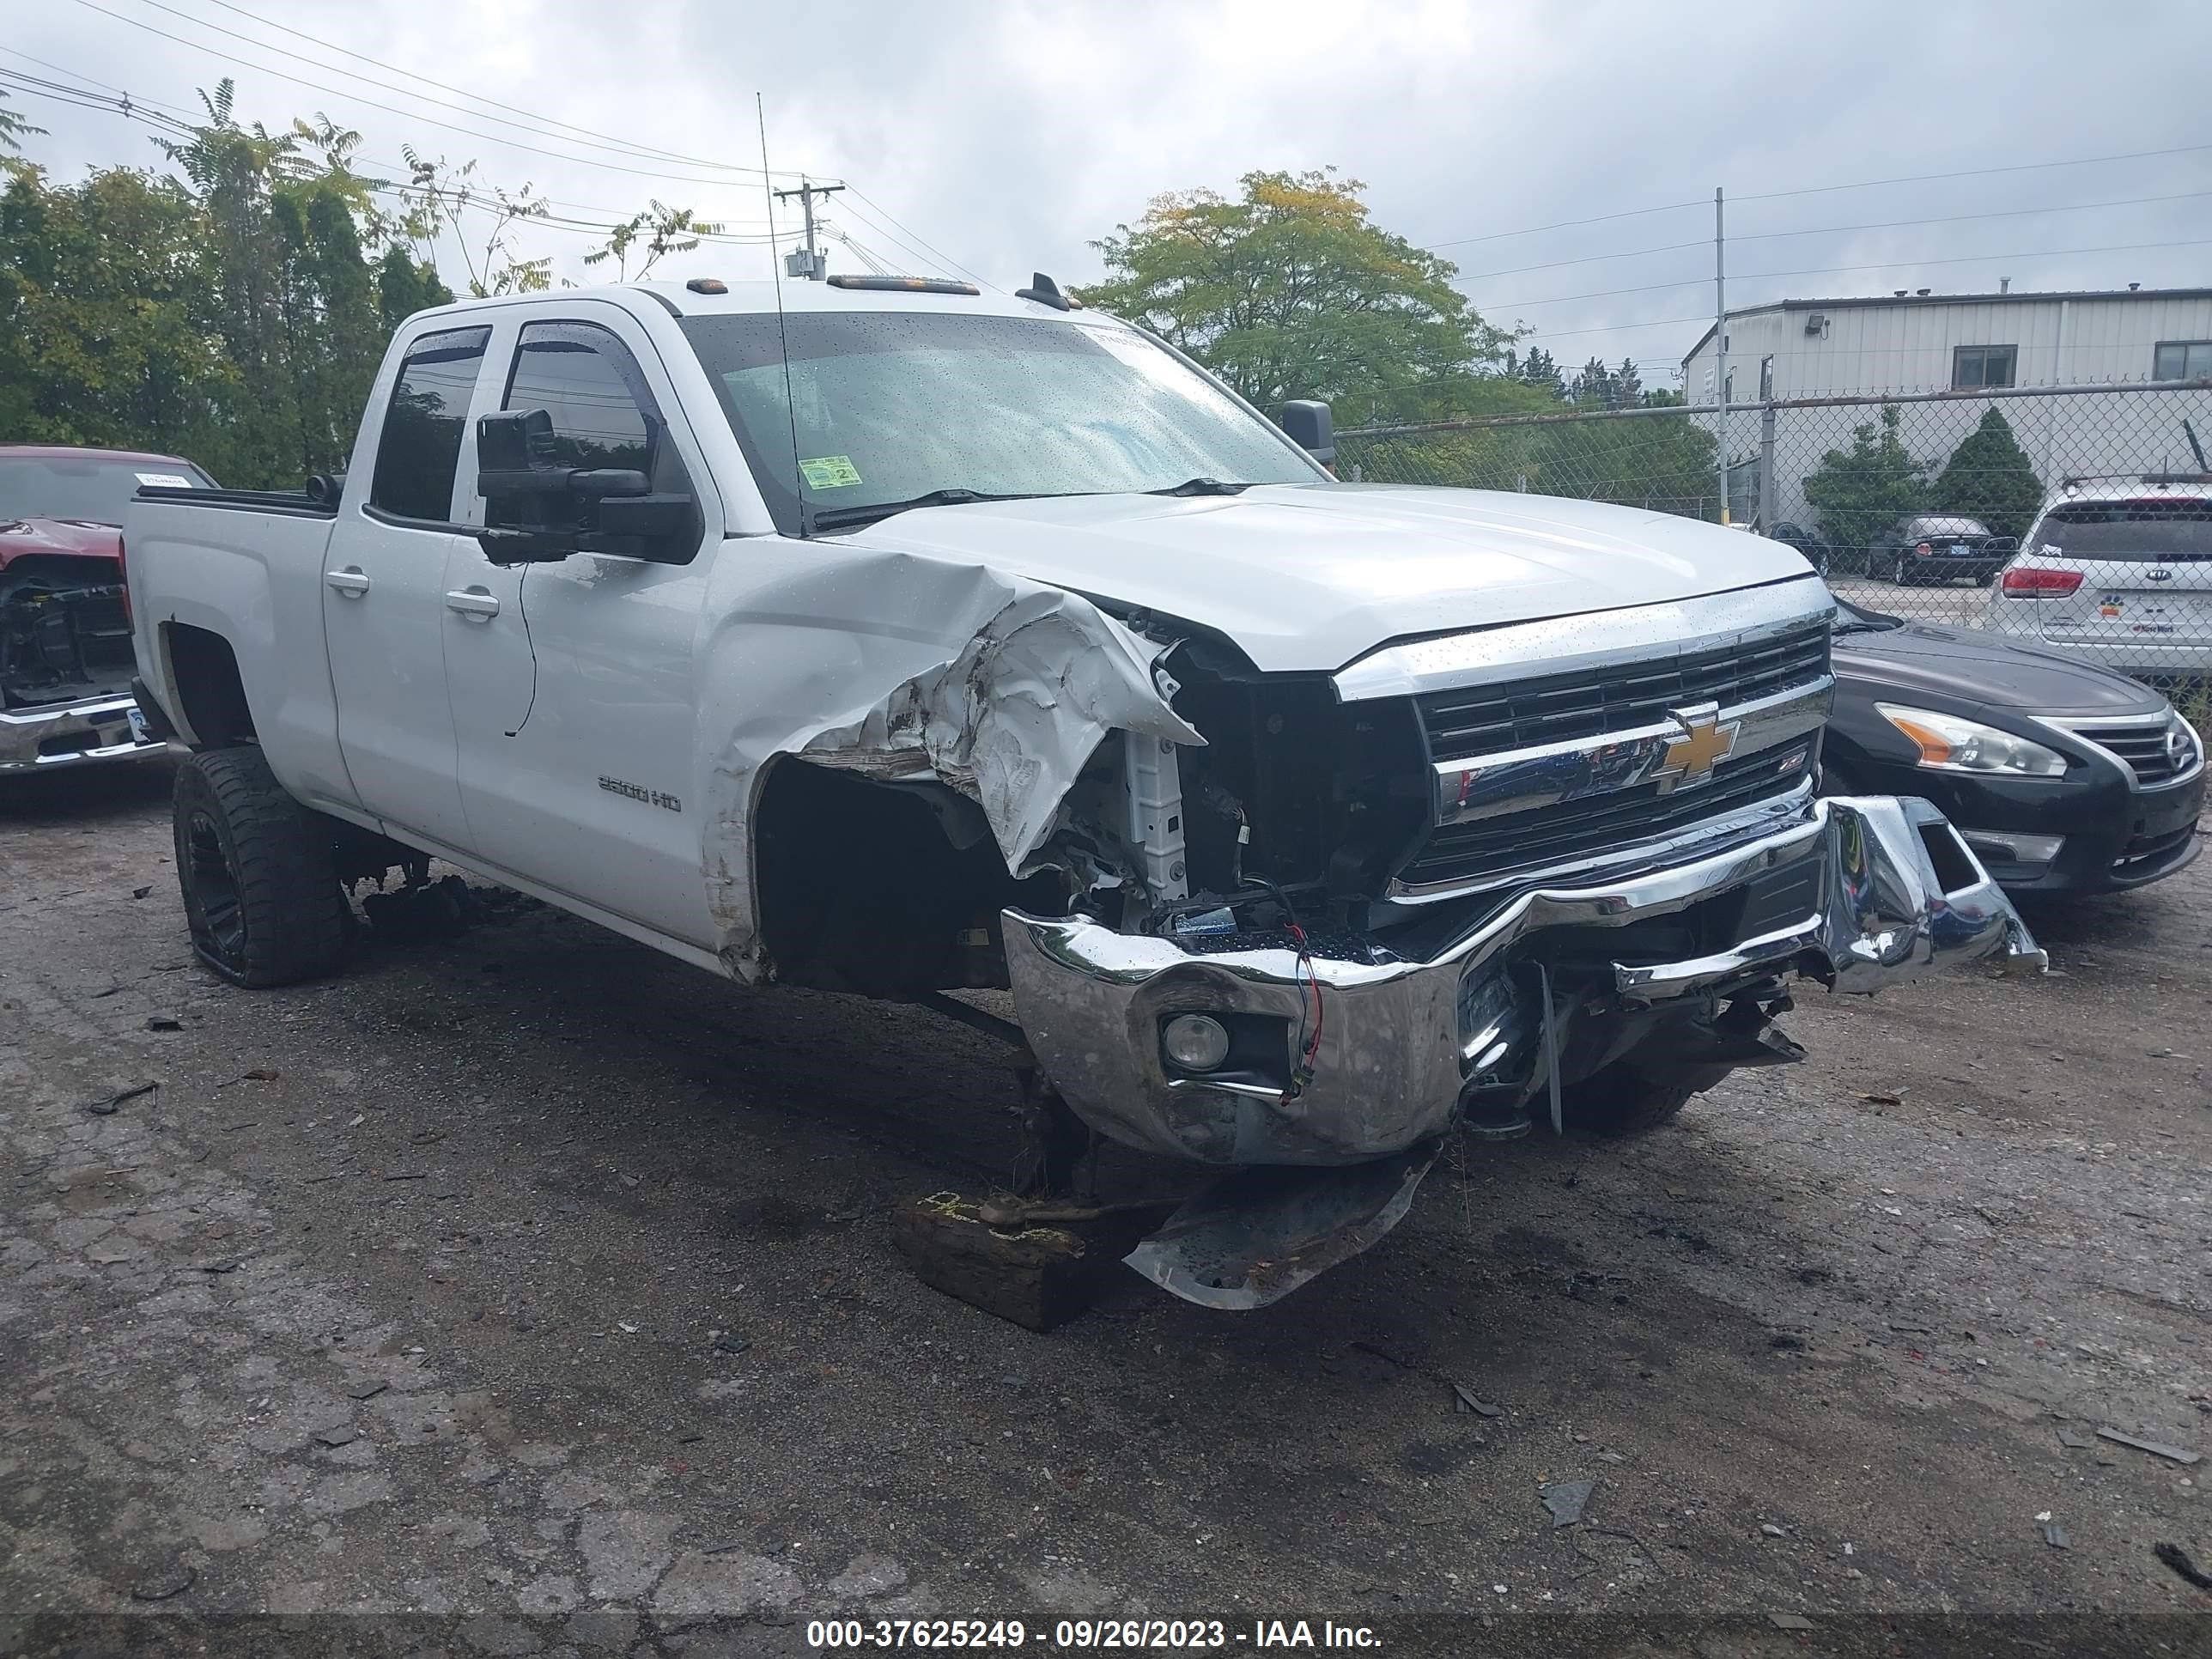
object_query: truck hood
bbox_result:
[0,515,123,572]
[842,483,1811,674]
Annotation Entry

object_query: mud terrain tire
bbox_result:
[173,745,349,987]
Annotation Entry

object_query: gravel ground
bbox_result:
[3,761,2209,1656]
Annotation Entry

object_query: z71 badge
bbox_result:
[599,775,682,812]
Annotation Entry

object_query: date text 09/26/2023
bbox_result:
[805,1618,1383,1650]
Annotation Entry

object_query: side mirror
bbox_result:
[477,409,563,503]
[475,410,575,563]
[569,469,650,500]
[1278,399,1334,465]
[473,409,698,565]
[1984,536,2020,556]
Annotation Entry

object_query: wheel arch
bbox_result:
[161,622,257,749]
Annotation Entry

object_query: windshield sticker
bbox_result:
[799,455,863,490]
[136,472,195,488]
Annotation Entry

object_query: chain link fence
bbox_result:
[1338,380,2212,715]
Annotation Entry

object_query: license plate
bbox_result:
[126,706,149,744]
[1948,544,1969,558]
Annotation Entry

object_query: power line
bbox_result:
[1734,145,2212,204]
[34,14,1000,293]
[66,0,817,189]
[1483,238,2212,312]
[0,66,786,240]
[113,0,794,179]
[1425,198,1705,251]
[1455,190,2212,283]
[830,191,979,285]
[0,71,793,253]
[1422,140,2212,253]
[185,0,770,174]
[842,185,999,291]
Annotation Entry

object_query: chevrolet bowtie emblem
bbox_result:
[1655,703,1739,791]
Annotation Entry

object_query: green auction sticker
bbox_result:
[799,454,863,489]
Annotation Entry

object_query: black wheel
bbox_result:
[1974,572,1994,587]
[1892,556,1913,586]
[1562,1055,1723,1139]
[173,746,349,987]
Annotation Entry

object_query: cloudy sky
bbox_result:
[6,0,2207,387]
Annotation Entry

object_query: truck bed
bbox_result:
[133,485,340,520]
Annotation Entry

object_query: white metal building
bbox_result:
[1678,287,2212,529]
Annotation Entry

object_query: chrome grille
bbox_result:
[1419,620,1831,763]
[2070,719,2194,787]
[1398,739,1814,892]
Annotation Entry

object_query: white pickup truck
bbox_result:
[125,275,2044,1309]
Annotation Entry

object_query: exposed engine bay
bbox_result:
[1,556,137,713]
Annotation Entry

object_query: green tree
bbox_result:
[1510,346,1565,399]
[375,244,453,332]
[1085,168,1511,427]
[1,90,44,155]
[1932,407,2043,539]
[0,162,234,467]
[1802,404,1929,554]
[155,81,307,482]
[1342,375,1718,517]
[584,200,723,281]
[398,149,550,298]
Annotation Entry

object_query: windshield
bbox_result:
[2028,501,2212,560]
[0,454,211,524]
[678,311,1322,534]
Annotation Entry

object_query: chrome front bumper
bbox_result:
[1003,795,2045,1167]
[0,693,167,773]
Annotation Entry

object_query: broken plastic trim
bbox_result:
[1124,1137,1443,1310]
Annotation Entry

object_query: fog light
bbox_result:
[1961,830,2065,866]
[1162,1013,1231,1072]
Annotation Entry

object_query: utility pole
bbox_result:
[773,175,844,281]
[1714,185,1729,526]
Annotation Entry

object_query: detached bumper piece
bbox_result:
[1005,794,2042,1309]
[1125,1139,1442,1310]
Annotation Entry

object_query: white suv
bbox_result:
[1988,476,2212,681]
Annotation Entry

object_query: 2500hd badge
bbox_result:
[599,775,682,811]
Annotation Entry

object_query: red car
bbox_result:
[1,445,216,775]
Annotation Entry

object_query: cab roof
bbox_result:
[412,278,1119,328]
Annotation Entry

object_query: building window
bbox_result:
[1953,344,2017,389]
[2153,341,2212,380]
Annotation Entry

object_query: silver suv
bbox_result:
[1987,477,2212,680]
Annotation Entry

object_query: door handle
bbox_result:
[325,567,371,597]
[444,586,501,620]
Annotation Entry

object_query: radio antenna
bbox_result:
[757,93,808,538]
